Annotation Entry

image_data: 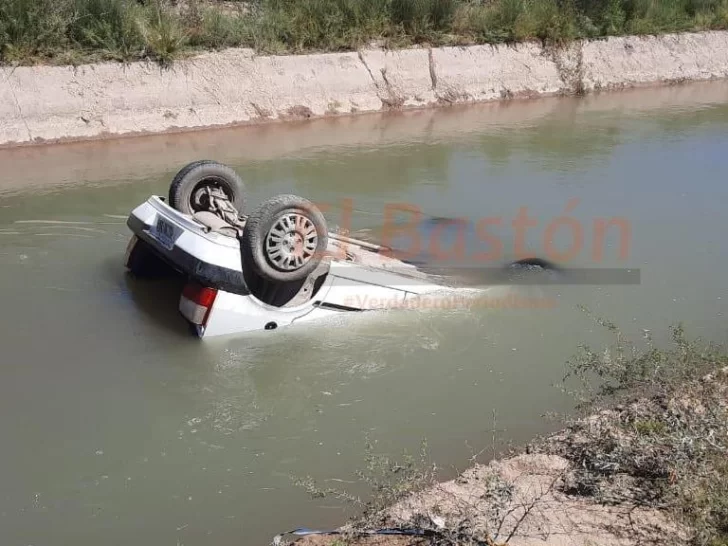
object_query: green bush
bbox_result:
[138,1,187,64]
[0,0,69,61]
[247,0,393,52]
[626,0,694,33]
[390,0,458,35]
[69,0,144,60]
[557,311,728,545]
[453,0,578,43]
[188,7,252,49]
[3,0,728,64]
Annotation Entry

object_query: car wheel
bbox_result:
[242,194,328,283]
[125,237,169,278]
[168,160,246,216]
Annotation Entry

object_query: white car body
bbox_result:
[126,196,453,338]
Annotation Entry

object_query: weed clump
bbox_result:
[294,438,438,525]
[3,0,728,65]
[541,308,728,545]
[291,311,728,546]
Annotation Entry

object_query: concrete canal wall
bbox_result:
[2,31,728,147]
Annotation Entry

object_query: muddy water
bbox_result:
[2,82,728,546]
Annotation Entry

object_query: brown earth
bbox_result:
[285,368,728,546]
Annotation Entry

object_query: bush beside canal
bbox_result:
[289,314,728,546]
[3,0,728,65]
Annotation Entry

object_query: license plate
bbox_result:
[153,216,179,250]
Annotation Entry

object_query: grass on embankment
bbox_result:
[2,0,728,65]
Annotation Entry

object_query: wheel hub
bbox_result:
[192,183,230,212]
[265,212,318,271]
[192,186,212,210]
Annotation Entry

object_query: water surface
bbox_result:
[1,82,728,546]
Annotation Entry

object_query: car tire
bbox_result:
[242,194,328,283]
[168,160,246,216]
[126,237,169,278]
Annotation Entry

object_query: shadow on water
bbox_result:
[122,270,191,336]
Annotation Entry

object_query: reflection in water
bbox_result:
[1,82,728,546]
[476,118,623,171]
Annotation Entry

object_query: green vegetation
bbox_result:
[2,0,728,65]
[555,309,728,546]
[292,313,728,546]
[294,437,437,522]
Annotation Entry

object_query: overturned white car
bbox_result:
[125,161,452,338]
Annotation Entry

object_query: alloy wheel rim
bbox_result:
[265,212,318,271]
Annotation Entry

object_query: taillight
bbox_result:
[180,282,218,326]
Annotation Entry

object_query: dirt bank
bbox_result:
[2,31,728,147]
[285,361,728,546]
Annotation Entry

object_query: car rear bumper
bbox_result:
[126,207,250,295]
